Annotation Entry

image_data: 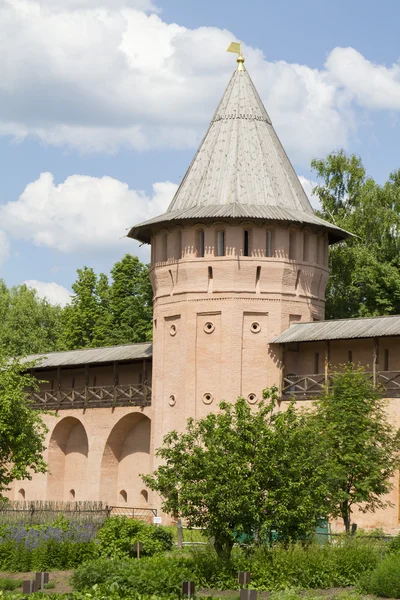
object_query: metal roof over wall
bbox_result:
[271,315,400,344]
[22,343,153,370]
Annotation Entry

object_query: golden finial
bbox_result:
[226,41,245,71]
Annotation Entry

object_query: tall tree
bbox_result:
[314,365,400,533]
[61,267,100,349]
[143,391,330,558]
[312,150,400,318]
[0,282,62,356]
[0,353,48,494]
[108,255,153,345]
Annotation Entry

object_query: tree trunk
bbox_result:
[341,502,351,534]
[214,536,234,560]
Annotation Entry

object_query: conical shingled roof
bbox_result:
[129,61,350,244]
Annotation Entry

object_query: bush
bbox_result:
[359,552,400,597]
[96,517,173,559]
[0,579,21,591]
[73,554,194,597]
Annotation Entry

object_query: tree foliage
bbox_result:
[0,353,48,495]
[0,282,62,357]
[143,390,330,558]
[312,150,400,318]
[313,364,400,533]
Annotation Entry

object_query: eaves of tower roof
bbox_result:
[128,60,351,244]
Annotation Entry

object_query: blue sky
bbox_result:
[1,0,400,304]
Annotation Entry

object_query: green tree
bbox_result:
[312,150,400,318]
[0,282,62,357]
[143,391,329,558]
[108,255,153,345]
[0,353,48,494]
[314,365,400,533]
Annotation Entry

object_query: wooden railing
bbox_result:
[29,383,152,410]
[282,371,400,400]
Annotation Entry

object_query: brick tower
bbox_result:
[129,48,349,483]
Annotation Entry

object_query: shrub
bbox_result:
[73,554,193,597]
[359,552,400,597]
[96,517,173,559]
[0,579,21,591]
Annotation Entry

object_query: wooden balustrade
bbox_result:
[281,371,400,400]
[29,383,152,410]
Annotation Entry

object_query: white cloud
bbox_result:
[326,47,400,110]
[0,0,355,164]
[0,231,10,266]
[31,0,159,12]
[24,280,72,306]
[0,172,177,253]
[298,176,321,211]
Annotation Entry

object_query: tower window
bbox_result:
[177,230,182,259]
[266,231,272,257]
[69,489,75,500]
[303,232,309,262]
[119,490,128,503]
[161,234,168,262]
[216,231,225,256]
[348,351,353,364]
[244,230,249,256]
[289,231,296,259]
[197,229,205,257]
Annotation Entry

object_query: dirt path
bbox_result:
[0,570,73,594]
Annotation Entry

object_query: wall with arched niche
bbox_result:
[47,417,89,501]
[99,413,151,506]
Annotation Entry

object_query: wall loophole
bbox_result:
[247,393,258,404]
[169,324,177,336]
[168,394,176,407]
[251,322,261,333]
[203,392,213,405]
[204,322,215,334]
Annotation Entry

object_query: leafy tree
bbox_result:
[108,255,153,345]
[312,150,400,318]
[314,364,400,533]
[0,353,48,495]
[143,391,330,558]
[62,255,153,350]
[0,282,62,357]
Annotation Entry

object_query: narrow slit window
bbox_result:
[197,230,205,258]
[303,232,309,261]
[177,231,182,259]
[244,230,249,256]
[384,349,389,371]
[348,350,353,364]
[217,231,225,256]
[314,352,320,374]
[289,231,296,259]
[256,266,261,287]
[161,233,168,262]
[266,231,272,257]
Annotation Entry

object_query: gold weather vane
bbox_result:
[227,41,245,70]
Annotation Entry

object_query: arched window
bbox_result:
[161,233,168,262]
[216,230,225,257]
[141,490,149,503]
[196,229,205,257]
[243,230,250,256]
[303,232,309,262]
[177,231,182,260]
[18,489,25,500]
[119,490,128,503]
[289,231,296,259]
[266,231,272,257]
[69,489,75,500]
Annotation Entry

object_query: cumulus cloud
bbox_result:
[0,173,177,253]
[0,231,10,266]
[326,47,400,110]
[0,0,356,164]
[24,280,72,306]
[298,176,321,211]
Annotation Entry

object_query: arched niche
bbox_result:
[99,413,151,506]
[47,417,88,502]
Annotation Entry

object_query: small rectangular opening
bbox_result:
[266,231,272,257]
[217,230,225,256]
[348,350,353,364]
[314,352,320,374]
[289,231,296,259]
[244,230,249,256]
[197,230,205,257]
[384,349,389,371]
[303,232,309,262]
